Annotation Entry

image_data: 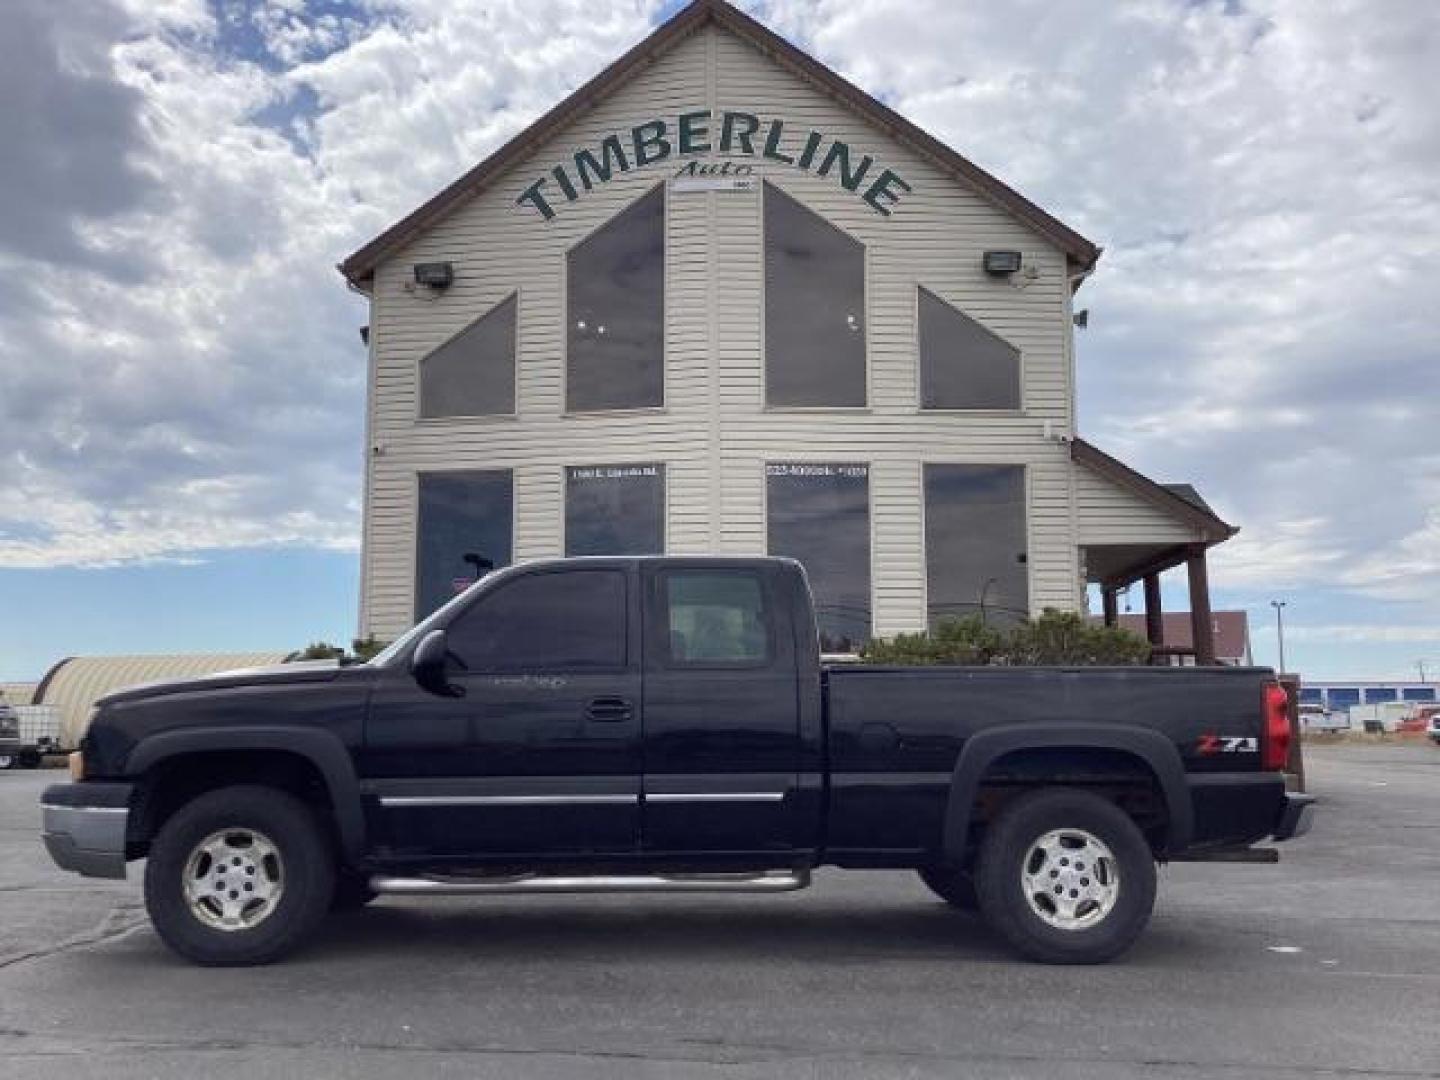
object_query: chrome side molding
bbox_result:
[370,868,811,896]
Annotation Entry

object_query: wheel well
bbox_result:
[130,750,337,857]
[964,748,1169,861]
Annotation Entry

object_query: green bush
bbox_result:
[289,637,390,664]
[859,609,1151,667]
[350,636,388,662]
[294,641,345,661]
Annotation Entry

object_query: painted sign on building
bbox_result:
[516,110,912,220]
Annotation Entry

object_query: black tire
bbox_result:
[18,749,42,769]
[975,788,1156,965]
[331,870,378,911]
[144,785,335,966]
[917,865,979,910]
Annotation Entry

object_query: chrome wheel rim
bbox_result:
[182,828,284,932]
[1021,828,1120,930]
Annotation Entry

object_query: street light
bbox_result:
[1270,600,1288,675]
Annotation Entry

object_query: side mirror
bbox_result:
[411,629,462,697]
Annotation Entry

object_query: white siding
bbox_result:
[361,22,1085,640]
[1074,463,1202,545]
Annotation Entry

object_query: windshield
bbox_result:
[367,579,485,667]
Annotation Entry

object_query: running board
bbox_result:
[370,868,812,896]
[1171,846,1280,864]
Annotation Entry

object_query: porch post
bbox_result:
[1186,546,1216,665]
[1143,574,1164,646]
[1102,587,1119,628]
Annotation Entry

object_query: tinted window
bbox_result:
[924,464,1028,628]
[415,471,513,620]
[567,186,664,411]
[663,572,768,665]
[448,570,626,670]
[918,287,1020,410]
[419,293,516,418]
[764,182,866,407]
[766,463,870,651]
[566,464,665,556]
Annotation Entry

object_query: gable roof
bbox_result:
[338,0,1101,290]
[1072,437,1237,544]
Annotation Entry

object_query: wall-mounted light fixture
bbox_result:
[1073,309,1089,329]
[413,262,455,289]
[982,250,1023,276]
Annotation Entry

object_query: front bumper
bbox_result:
[40,782,134,879]
[0,736,23,757]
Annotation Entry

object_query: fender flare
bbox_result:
[941,723,1193,862]
[125,726,366,861]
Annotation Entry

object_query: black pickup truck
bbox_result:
[42,556,1312,966]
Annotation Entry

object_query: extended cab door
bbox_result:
[639,563,810,856]
[360,564,642,860]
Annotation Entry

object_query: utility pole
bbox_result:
[1419,660,1429,685]
[1270,600,1287,675]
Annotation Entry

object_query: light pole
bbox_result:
[1270,600,1287,675]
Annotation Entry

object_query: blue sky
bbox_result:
[1,0,1437,683]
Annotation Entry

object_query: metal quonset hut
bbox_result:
[33,654,290,748]
[341,0,1236,659]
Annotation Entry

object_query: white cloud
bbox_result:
[0,0,661,570]
[754,0,1440,608]
[0,0,1436,660]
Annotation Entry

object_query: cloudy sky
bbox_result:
[1,0,1436,682]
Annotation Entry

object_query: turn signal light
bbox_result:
[1262,682,1291,771]
[68,750,85,781]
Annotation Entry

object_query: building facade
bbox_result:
[342,0,1236,654]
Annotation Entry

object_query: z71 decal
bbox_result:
[1196,734,1259,755]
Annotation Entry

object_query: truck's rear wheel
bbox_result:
[144,785,335,966]
[975,788,1156,964]
[917,866,978,910]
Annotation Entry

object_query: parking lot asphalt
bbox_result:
[2,743,1438,1079]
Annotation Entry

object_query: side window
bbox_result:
[764,182,866,407]
[448,570,627,671]
[918,287,1020,410]
[415,470,513,621]
[662,572,769,666]
[565,464,665,556]
[419,293,517,418]
[567,186,665,412]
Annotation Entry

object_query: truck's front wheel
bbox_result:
[143,785,335,966]
[975,788,1156,964]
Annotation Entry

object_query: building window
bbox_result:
[918,287,1020,410]
[766,463,871,651]
[415,470,513,620]
[567,186,664,411]
[924,464,1028,628]
[447,569,627,671]
[661,571,770,665]
[565,464,665,556]
[419,293,517,418]
[764,182,866,407]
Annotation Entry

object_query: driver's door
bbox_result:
[358,564,643,861]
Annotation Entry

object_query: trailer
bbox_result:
[4,705,61,768]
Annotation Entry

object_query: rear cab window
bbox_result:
[658,570,771,667]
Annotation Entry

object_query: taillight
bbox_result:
[1262,681,1291,771]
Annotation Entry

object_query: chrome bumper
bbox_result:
[41,783,133,879]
